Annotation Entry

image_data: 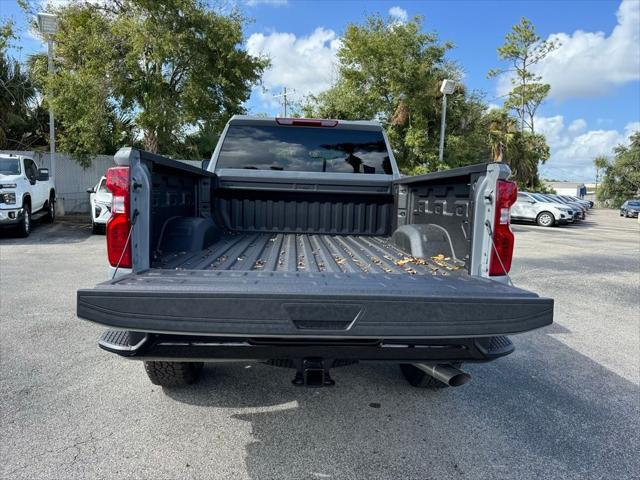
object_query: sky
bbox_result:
[2,0,639,182]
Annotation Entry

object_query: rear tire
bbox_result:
[399,363,462,389]
[143,361,203,387]
[44,194,55,223]
[91,220,101,234]
[536,211,555,227]
[17,203,31,237]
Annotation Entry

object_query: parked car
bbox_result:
[87,176,112,234]
[620,200,640,218]
[545,194,586,220]
[512,192,574,226]
[561,195,592,210]
[77,116,553,390]
[0,154,56,237]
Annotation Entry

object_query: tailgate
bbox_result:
[77,270,553,338]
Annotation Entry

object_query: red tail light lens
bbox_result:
[489,179,517,276]
[105,166,132,268]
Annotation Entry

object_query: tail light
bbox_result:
[489,179,517,276]
[105,166,132,268]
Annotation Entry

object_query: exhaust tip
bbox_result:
[448,372,471,387]
[415,363,472,387]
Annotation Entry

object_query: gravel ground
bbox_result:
[1,209,638,480]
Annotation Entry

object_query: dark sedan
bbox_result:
[620,200,640,218]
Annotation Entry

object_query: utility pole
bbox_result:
[273,87,292,117]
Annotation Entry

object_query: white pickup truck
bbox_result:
[0,154,56,236]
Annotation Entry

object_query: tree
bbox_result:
[488,17,558,134]
[31,0,266,164]
[302,14,491,173]
[0,20,48,150]
[593,154,609,202]
[485,108,516,162]
[597,132,640,207]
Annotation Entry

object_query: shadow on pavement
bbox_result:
[0,215,95,245]
[164,332,639,479]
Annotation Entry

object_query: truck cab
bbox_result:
[0,154,56,236]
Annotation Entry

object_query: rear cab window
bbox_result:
[215,122,394,175]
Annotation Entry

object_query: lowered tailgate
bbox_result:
[77,269,553,338]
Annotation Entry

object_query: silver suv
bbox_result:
[511,192,574,227]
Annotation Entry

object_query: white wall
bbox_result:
[555,187,581,196]
[1,151,202,213]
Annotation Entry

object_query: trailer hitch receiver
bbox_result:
[292,358,335,387]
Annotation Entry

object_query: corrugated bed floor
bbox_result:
[156,233,465,276]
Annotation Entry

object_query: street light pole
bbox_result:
[47,36,56,181]
[438,79,455,164]
[438,93,447,164]
[37,12,58,185]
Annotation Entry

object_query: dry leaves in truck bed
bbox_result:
[394,254,464,272]
[395,256,427,266]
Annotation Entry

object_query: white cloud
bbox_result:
[389,6,408,23]
[568,118,587,134]
[246,28,340,111]
[245,0,288,6]
[537,116,640,181]
[497,0,640,100]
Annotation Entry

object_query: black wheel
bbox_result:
[44,194,55,223]
[143,361,203,387]
[620,210,624,216]
[536,211,555,227]
[399,363,462,389]
[17,202,31,237]
[91,220,101,234]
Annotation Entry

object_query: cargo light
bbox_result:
[275,118,339,127]
[489,179,517,276]
[105,166,132,269]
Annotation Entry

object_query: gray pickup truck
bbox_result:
[77,116,553,389]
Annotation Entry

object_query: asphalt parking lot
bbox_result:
[1,210,638,480]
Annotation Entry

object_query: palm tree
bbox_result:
[593,155,609,200]
[0,49,38,149]
[486,108,516,162]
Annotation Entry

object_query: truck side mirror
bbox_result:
[86,187,95,194]
[37,168,50,181]
[201,159,210,170]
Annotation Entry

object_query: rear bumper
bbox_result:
[77,270,554,339]
[98,330,517,363]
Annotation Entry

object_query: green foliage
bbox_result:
[597,132,640,207]
[0,19,48,150]
[302,14,491,173]
[488,17,558,133]
[36,0,266,164]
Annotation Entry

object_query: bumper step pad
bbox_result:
[99,330,149,354]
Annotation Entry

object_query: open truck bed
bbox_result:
[156,232,466,275]
[77,117,553,389]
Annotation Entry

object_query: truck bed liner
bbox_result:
[156,232,464,276]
